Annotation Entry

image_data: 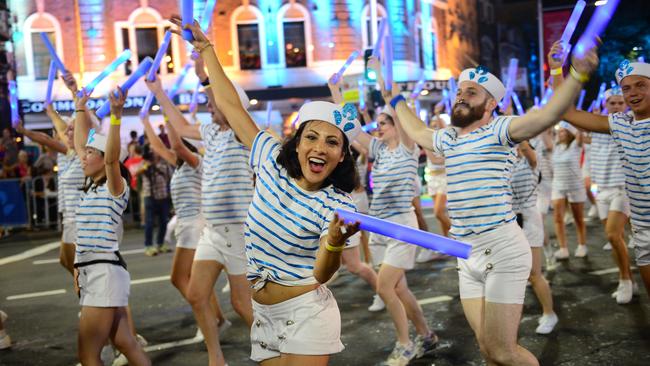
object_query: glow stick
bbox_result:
[512,92,524,116]
[574,0,621,58]
[362,121,377,132]
[337,209,471,259]
[77,49,132,97]
[265,101,273,127]
[594,82,606,109]
[576,89,586,110]
[358,80,366,110]
[140,92,155,118]
[553,0,586,62]
[639,56,645,62]
[540,87,553,106]
[384,31,393,91]
[181,0,194,41]
[370,19,387,58]
[442,89,452,114]
[199,0,218,32]
[148,31,172,82]
[167,64,193,99]
[587,100,597,113]
[409,76,426,99]
[9,80,20,126]
[330,50,360,85]
[448,77,458,99]
[534,96,540,107]
[96,57,154,118]
[40,32,66,72]
[500,58,519,110]
[189,80,201,113]
[45,61,57,105]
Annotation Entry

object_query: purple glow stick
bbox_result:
[189,81,201,113]
[140,92,155,118]
[639,56,645,62]
[587,100,597,113]
[330,50,360,85]
[45,61,57,105]
[265,101,273,127]
[534,96,540,107]
[77,49,132,97]
[512,92,524,116]
[448,77,458,99]
[9,80,20,126]
[574,0,621,58]
[540,88,553,106]
[337,209,471,259]
[96,57,154,118]
[594,82,606,109]
[40,32,66,72]
[199,0,218,32]
[370,19,387,58]
[442,89,452,114]
[362,121,378,132]
[181,0,194,41]
[167,64,193,99]
[384,32,393,91]
[148,31,172,82]
[553,0,586,62]
[409,76,426,100]
[501,58,519,110]
[576,89,586,110]
[358,80,366,110]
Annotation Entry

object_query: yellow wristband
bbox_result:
[325,242,344,253]
[550,67,563,76]
[110,115,121,126]
[569,66,589,83]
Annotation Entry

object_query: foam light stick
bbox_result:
[140,92,155,118]
[189,80,201,113]
[447,77,458,99]
[199,0,218,32]
[511,92,524,116]
[181,0,194,41]
[337,209,471,259]
[409,76,426,100]
[330,50,360,85]
[587,100,597,113]
[95,57,154,118]
[77,49,132,97]
[594,82,606,109]
[370,19,387,58]
[40,32,67,72]
[9,80,20,127]
[384,28,393,91]
[265,101,273,127]
[167,64,193,99]
[442,88,452,114]
[362,121,377,132]
[639,56,645,62]
[500,58,519,110]
[358,79,366,110]
[574,0,621,58]
[553,0,586,62]
[576,89,586,110]
[540,87,553,106]
[148,31,172,82]
[534,96,540,107]
[45,61,57,105]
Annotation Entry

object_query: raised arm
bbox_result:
[327,76,372,149]
[73,91,92,158]
[509,42,603,141]
[313,214,360,284]
[193,53,220,126]
[144,76,201,140]
[15,121,68,154]
[166,117,199,168]
[105,88,126,197]
[518,140,537,170]
[172,18,259,148]
[140,114,177,166]
[45,104,70,144]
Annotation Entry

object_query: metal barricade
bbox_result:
[22,176,61,230]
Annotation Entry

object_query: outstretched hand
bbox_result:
[170,17,210,50]
[109,87,127,119]
[571,45,599,76]
[327,213,361,249]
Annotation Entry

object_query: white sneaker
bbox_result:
[554,248,569,260]
[588,205,599,219]
[574,245,588,258]
[101,345,116,365]
[0,310,7,323]
[612,281,639,298]
[535,313,558,334]
[0,331,12,350]
[616,280,634,304]
[113,334,147,366]
[383,341,416,366]
[368,294,386,312]
[564,212,574,225]
[602,242,612,250]
[222,281,230,293]
[194,328,204,341]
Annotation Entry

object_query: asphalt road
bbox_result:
[1,212,649,366]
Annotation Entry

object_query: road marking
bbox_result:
[33,248,146,265]
[143,336,204,352]
[589,266,637,276]
[7,289,67,301]
[417,295,454,306]
[0,241,60,266]
[131,275,170,285]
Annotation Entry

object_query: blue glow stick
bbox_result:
[576,89,586,110]
[96,57,154,118]
[448,77,457,99]
[40,32,67,72]
[442,88,452,114]
[512,92,524,116]
[9,80,20,126]
[330,50,360,85]
[337,209,471,259]
[501,58,519,110]
[45,61,57,105]
[639,56,645,62]
[189,80,201,113]
[148,31,172,82]
[140,92,155,118]
[534,96,540,107]
[265,101,273,127]
[362,121,377,132]
[384,31,393,92]
[167,64,193,99]
[553,0,586,62]
[371,19,387,58]
[199,0,218,32]
[77,49,132,97]
[181,0,194,41]
[409,76,426,99]
[358,79,365,110]
[587,100,597,113]
[594,82,606,109]
[541,88,553,106]
[574,0,621,58]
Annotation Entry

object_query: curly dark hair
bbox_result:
[276,121,359,193]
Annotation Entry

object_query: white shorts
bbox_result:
[370,211,418,270]
[175,216,205,249]
[536,182,552,215]
[596,187,630,220]
[62,220,76,244]
[552,186,586,203]
[165,215,178,247]
[457,222,532,304]
[76,252,130,307]
[250,286,343,362]
[427,174,447,196]
[194,224,247,275]
[516,207,544,248]
[351,190,369,214]
[630,226,650,266]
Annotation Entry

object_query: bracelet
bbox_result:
[75,109,86,112]
[390,95,406,109]
[550,67,563,76]
[196,42,214,54]
[201,78,210,87]
[325,241,344,253]
[569,66,589,83]
[110,115,121,126]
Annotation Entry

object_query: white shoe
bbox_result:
[0,311,7,323]
[222,281,230,293]
[535,313,558,334]
[416,250,443,263]
[616,280,634,304]
[113,334,147,366]
[368,294,386,312]
[383,341,416,366]
[574,245,588,258]
[219,319,232,337]
[564,212,574,225]
[194,328,204,341]
[602,242,612,250]
[554,248,569,260]
[588,205,599,219]
[101,345,116,365]
[0,331,11,350]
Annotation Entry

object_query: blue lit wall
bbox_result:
[259,0,282,65]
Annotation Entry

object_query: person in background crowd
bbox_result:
[138,148,173,256]
[0,128,18,165]
[158,124,170,148]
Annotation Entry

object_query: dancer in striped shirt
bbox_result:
[392,41,598,365]
[554,56,650,300]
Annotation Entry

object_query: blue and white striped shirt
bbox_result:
[56,152,69,214]
[609,112,650,228]
[170,155,202,220]
[552,140,583,191]
[245,131,356,287]
[75,178,129,254]
[431,116,517,238]
[60,155,85,223]
[590,132,626,188]
[199,123,254,225]
[368,138,419,219]
[510,155,539,212]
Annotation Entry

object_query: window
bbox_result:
[231,5,266,70]
[361,3,387,49]
[415,12,439,70]
[23,12,63,80]
[277,3,312,68]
